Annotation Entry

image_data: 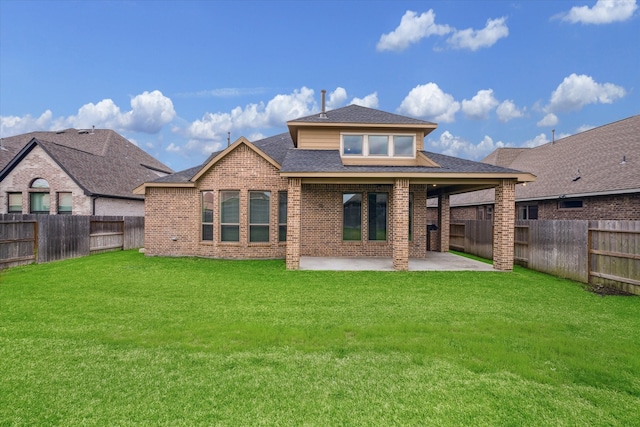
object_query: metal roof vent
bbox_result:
[319,89,327,119]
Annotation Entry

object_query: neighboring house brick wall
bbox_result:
[94,197,144,216]
[144,144,288,259]
[0,145,90,214]
[450,193,640,221]
[535,194,640,220]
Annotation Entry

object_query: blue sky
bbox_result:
[1,0,638,172]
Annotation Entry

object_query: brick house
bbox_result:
[448,115,640,221]
[0,129,172,216]
[135,100,535,271]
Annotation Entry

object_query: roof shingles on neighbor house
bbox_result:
[450,115,640,213]
[1,129,172,200]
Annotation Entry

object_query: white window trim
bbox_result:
[340,132,416,158]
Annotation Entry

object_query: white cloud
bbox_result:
[576,124,596,133]
[326,87,348,109]
[351,92,379,108]
[537,113,558,127]
[523,133,550,148]
[125,90,176,133]
[446,17,509,51]
[377,9,452,52]
[184,87,317,142]
[461,89,499,119]
[398,83,460,123]
[166,142,181,152]
[0,110,55,136]
[546,73,626,112]
[427,131,506,159]
[558,0,637,24]
[62,90,176,134]
[496,100,525,122]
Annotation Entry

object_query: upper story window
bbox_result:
[341,133,415,158]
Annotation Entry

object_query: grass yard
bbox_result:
[1,250,639,426]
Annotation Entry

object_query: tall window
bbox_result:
[8,193,22,213]
[368,193,387,241]
[249,191,270,243]
[29,178,50,214]
[201,191,214,241]
[220,191,240,242]
[343,193,362,241]
[278,192,287,242]
[57,192,72,214]
[30,193,50,214]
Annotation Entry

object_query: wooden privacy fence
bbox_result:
[450,220,639,295]
[0,215,144,269]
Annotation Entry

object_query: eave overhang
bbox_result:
[132,182,196,195]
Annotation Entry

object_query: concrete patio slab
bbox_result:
[299,252,497,271]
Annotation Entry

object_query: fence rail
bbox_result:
[450,220,639,295]
[0,215,144,269]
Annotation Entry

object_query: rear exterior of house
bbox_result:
[137,102,535,271]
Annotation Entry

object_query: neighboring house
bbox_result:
[135,99,535,271]
[449,115,640,221]
[0,128,173,216]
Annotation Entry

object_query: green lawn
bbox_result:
[1,250,639,426]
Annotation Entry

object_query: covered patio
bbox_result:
[299,251,497,271]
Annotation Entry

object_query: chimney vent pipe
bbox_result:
[320,89,327,118]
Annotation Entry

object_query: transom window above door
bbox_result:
[341,133,415,158]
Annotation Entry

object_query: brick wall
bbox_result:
[537,194,640,220]
[144,143,288,259]
[299,183,428,259]
[450,193,640,221]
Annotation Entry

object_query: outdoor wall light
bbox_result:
[171,236,178,241]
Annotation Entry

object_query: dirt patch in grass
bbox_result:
[584,283,635,297]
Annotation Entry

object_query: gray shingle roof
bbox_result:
[1,129,173,198]
[289,104,435,126]
[451,114,640,205]
[281,149,522,174]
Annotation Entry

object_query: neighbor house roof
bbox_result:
[450,114,640,206]
[0,129,173,199]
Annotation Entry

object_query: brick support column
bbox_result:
[438,193,450,252]
[393,178,410,271]
[493,179,516,271]
[286,178,302,270]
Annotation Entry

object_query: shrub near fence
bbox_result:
[450,220,639,295]
[0,215,144,269]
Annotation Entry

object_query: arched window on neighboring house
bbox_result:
[30,178,50,214]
